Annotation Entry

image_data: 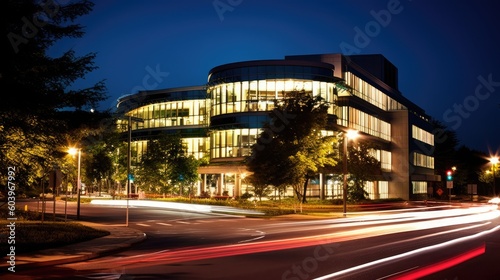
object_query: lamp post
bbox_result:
[342,130,358,217]
[119,115,144,227]
[490,157,499,197]
[68,147,82,220]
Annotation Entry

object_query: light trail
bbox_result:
[388,243,486,279]
[101,209,500,269]
[90,199,265,215]
[314,225,500,280]
[263,205,498,235]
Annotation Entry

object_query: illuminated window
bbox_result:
[364,181,388,199]
[413,152,434,169]
[340,107,391,141]
[412,181,427,194]
[344,72,406,111]
[208,79,336,116]
[412,125,434,146]
[210,129,260,159]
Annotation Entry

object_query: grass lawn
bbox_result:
[0,208,109,254]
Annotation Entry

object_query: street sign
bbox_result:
[446,181,453,189]
[436,188,444,196]
[48,170,62,189]
[467,184,477,194]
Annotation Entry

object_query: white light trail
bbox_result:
[90,199,265,215]
[313,225,500,280]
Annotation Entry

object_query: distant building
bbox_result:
[117,54,439,200]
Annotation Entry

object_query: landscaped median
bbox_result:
[90,197,409,217]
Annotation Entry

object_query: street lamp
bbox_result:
[342,129,358,217]
[490,156,499,197]
[118,115,144,227]
[68,147,82,220]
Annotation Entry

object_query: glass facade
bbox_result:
[208,64,337,85]
[209,80,337,116]
[343,72,407,111]
[116,87,209,160]
[208,62,339,161]
[210,128,261,159]
[338,107,391,141]
[122,99,207,130]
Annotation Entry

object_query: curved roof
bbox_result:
[116,85,206,114]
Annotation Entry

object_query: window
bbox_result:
[413,152,434,168]
[412,125,434,146]
[412,181,427,194]
[344,72,407,111]
[341,107,391,141]
[364,181,388,199]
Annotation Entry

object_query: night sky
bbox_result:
[48,0,500,154]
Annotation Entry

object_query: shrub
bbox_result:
[240,192,254,200]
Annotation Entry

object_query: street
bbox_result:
[6,199,500,279]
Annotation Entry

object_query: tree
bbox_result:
[432,120,459,180]
[0,0,107,194]
[431,120,496,196]
[168,155,199,197]
[136,133,199,196]
[321,137,382,202]
[245,173,272,201]
[247,90,337,204]
[344,140,382,201]
[135,136,170,194]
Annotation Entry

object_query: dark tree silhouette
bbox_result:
[0,0,107,193]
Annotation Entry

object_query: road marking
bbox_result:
[376,266,418,280]
[176,221,190,224]
[157,222,172,226]
[237,229,266,243]
[238,235,265,243]
[135,223,151,227]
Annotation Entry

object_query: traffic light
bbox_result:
[446,170,453,181]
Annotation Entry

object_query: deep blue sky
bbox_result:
[49,0,500,154]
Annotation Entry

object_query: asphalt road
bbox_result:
[8,199,500,280]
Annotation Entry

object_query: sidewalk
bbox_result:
[0,222,146,270]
